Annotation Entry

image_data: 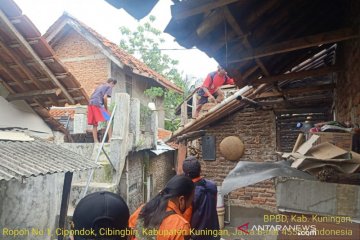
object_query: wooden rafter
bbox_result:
[228,28,359,63]
[173,0,240,20]
[196,9,224,39]
[255,91,283,99]
[7,88,61,101]
[0,9,75,104]
[0,41,45,89]
[0,59,28,91]
[223,7,270,77]
[283,83,334,95]
[252,66,340,85]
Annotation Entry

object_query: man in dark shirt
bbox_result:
[183,156,220,240]
[87,78,117,142]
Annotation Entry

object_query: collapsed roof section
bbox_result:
[165,0,358,139]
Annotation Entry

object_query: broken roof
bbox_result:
[44,13,183,94]
[0,0,89,134]
[166,0,358,140]
[0,0,89,108]
[0,134,98,182]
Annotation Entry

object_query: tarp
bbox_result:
[221,161,315,196]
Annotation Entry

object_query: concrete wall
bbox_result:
[335,0,360,123]
[0,173,64,240]
[0,97,53,138]
[197,108,278,212]
[276,178,360,220]
[111,63,165,128]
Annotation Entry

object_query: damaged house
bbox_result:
[40,12,181,212]
[165,0,360,234]
[0,0,97,236]
[0,1,179,238]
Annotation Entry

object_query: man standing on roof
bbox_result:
[87,78,117,143]
[195,65,235,117]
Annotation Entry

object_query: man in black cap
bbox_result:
[70,191,130,240]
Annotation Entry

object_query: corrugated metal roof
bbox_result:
[0,140,98,181]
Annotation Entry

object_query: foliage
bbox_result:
[119,15,190,131]
[144,87,164,102]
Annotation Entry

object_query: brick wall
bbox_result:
[335,0,360,123]
[126,152,145,212]
[53,28,166,128]
[52,29,110,96]
[149,151,176,198]
[198,108,278,211]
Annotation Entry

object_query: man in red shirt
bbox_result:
[195,65,234,117]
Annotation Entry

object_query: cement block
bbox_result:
[276,178,360,220]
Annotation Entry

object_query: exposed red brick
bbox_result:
[45,14,183,94]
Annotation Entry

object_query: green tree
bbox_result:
[119,15,189,131]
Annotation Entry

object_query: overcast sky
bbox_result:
[13,0,218,80]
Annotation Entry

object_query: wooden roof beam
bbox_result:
[7,77,51,86]
[173,0,240,20]
[0,9,75,104]
[0,41,46,90]
[196,9,224,39]
[8,58,55,68]
[223,7,270,76]
[45,96,85,105]
[253,66,341,85]
[228,28,359,63]
[283,83,334,95]
[9,38,40,48]
[0,60,28,91]
[6,88,62,101]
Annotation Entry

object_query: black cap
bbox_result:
[72,191,129,239]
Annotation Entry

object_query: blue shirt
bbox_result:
[89,83,112,106]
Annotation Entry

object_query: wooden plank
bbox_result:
[223,7,270,76]
[252,66,340,85]
[196,9,223,39]
[7,88,61,101]
[0,41,45,89]
[0,9,75,104]
[255,91,283,99]
[228,28,359,63]
[283,83,334,95]
[275,107,330,114]
[0,60,28,91]
[173,0,240,20]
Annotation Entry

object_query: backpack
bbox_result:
[190,179,220,240]
[197,72,229,97]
